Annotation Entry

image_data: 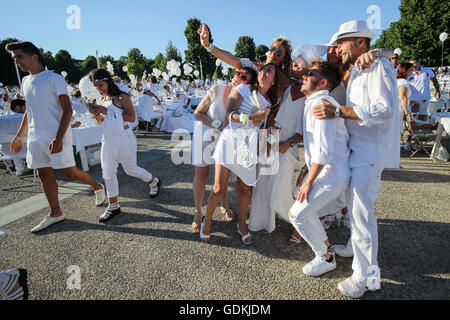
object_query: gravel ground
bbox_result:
[0,131,449,300]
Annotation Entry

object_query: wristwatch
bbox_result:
[289,138,295,147]
[335,106,341,118]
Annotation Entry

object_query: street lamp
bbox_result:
[439,32,448,67]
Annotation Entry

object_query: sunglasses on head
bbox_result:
[269,46,283,57]
[306,70,325,79]
[235,70,251,83]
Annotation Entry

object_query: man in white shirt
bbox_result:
[312,20,400,298]
[288,60,350,277]
[7,41,106,233]
[409,57,441,115]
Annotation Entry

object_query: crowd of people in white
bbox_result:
[0,19,448,300]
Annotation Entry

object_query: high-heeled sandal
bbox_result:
[236,224,252,245]
[192,211,202,233]
[0,269,28,300]
[199,216,210,243]
[288,234,302,247]
[219,207,235,222]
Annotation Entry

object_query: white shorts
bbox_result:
[26,135,75,170]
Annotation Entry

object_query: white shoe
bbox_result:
[95,183,107,206]
[338,276,368,299]
[16,168,32,177]
[334,243,354,258]
[302,254,336,277]
[149,177,161,198]
[30,214,65,233]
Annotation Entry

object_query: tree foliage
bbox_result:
[255,44,269,59]
[374,0,450,66]
[235,36,256,61]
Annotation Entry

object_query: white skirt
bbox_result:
[212,124,259,186]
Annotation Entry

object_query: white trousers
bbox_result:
[101,131,152,198]
[289,177,349,256]
[348,164,383,283]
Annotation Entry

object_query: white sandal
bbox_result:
[0,269,28,300]
[199,217,210,243]
[236,224,252,245]
[149,178,161,198]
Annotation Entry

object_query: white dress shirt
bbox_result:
[304,90,350,184]
[345,57,400,169]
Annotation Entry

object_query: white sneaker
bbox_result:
[95,183,107,206]
[30,214,65,233]
[334,243,354,258]
[338,276,368,299]
[16,168,32,177]
[149,177,161,198]
[302,254,336,277]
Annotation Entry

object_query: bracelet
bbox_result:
[206,43,214,52]
[301,167,308,174]
[240,113,249,124]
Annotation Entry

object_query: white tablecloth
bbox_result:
[0,113,23,135]
[71,125,103,153]
[135,105,163,122]
[431,112,450,134]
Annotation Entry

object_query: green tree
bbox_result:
[79,56,98,76]
[0,38,27,86]
[235,36,256,61]
[126,48,146,77]
[184,17,216,79]
[154,52,167,72]
[53,50,81,83]
[165,40,182,63]
[374,0,450,66]
[255,44,269,59]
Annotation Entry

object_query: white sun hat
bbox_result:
[335,20,376,42]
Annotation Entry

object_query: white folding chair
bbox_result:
[0,135,37,191]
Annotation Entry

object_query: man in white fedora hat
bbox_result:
[312,20,400,298]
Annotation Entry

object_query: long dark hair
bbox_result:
[259,63,284,118]
[397,63,413,79]
[89,69,128,97]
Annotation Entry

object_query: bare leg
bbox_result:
[36,167,62,218]
[202,163,230,236]
[236,178,251,241]
[62,166,102,191]
[193,166,209,230]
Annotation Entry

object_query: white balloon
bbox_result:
[176,68,181,77]
[215,59,221,67]
[194,70,200,77]
[129,74,136,80]
[222,67,228,75]
[61,71,68,78]
[183,63,189,70]
[122,66,128,72]
[79,76,102,101]
[394,48,402,56]
[440,32,448,42]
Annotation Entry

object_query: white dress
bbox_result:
[248,85,305,232]
[192,84,228,167]
[212,84,270,186]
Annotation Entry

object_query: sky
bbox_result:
[1,0,402,63]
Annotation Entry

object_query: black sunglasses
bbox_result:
[306,70,325,79]
[269,46,283,57]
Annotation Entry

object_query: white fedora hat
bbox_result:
[335,20,375,42]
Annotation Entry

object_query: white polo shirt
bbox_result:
[408,66,435,101]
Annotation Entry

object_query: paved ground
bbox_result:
[0,130,449,300]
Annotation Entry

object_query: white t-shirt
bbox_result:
[22,70,71,143]
[408,66,435,101]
